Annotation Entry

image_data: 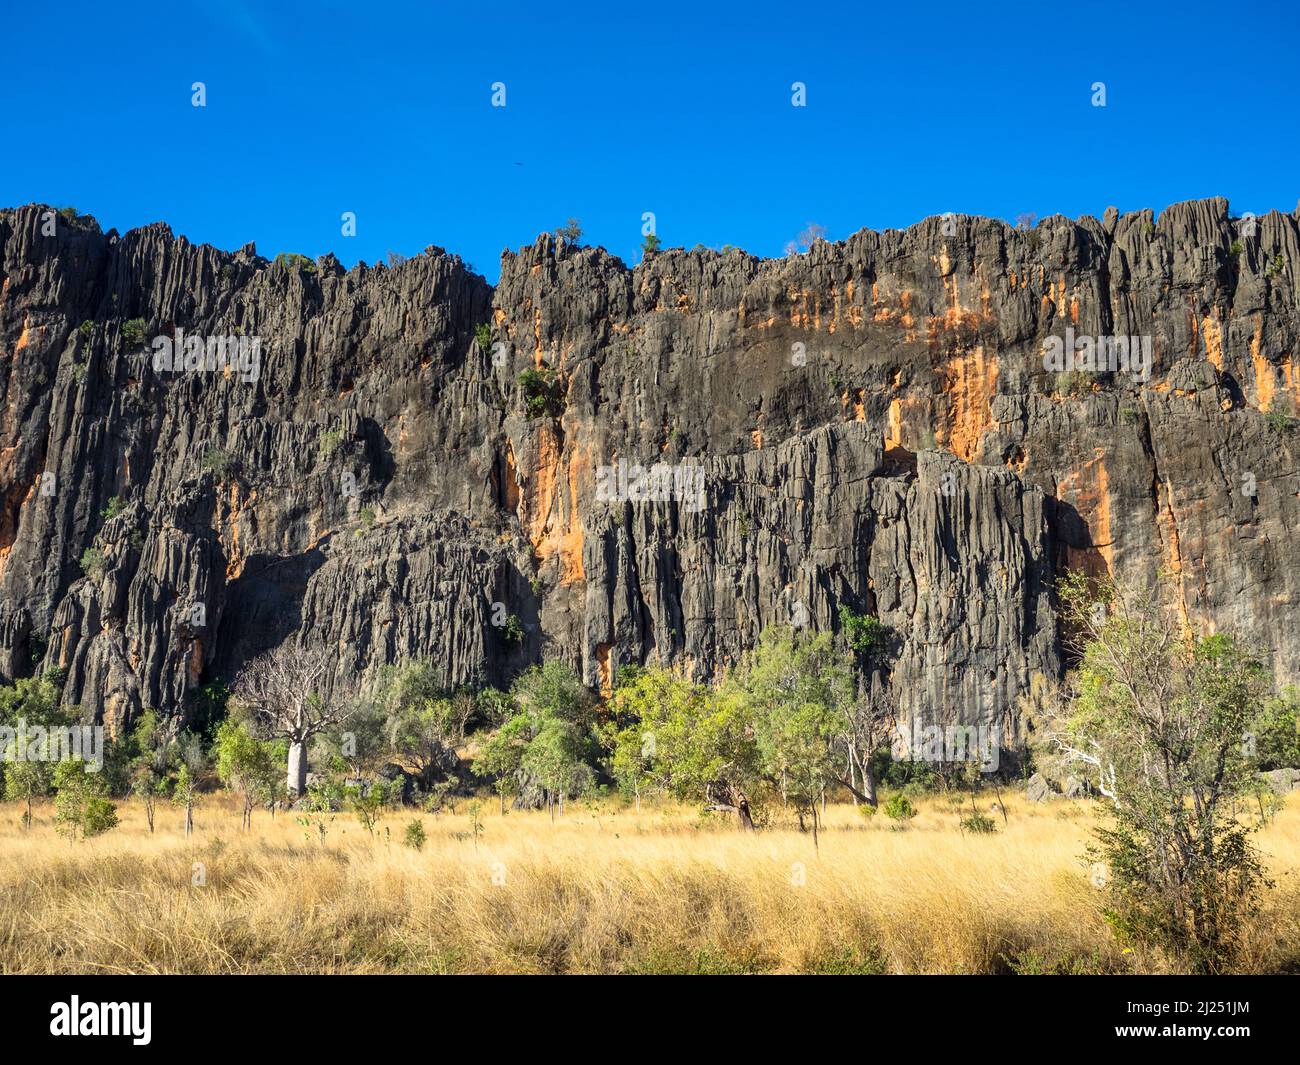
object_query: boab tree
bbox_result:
[233,643,352,798]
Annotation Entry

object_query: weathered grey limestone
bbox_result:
[0,198,1295,744]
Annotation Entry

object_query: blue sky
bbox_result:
[4,0,1297,282]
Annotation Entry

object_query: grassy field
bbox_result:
[2,792,1298,974]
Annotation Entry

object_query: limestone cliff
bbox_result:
[0,198,1295,743]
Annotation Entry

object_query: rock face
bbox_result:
[1025,773,1052,803]
[0,198,1296,745]
[1260,768,1300,794]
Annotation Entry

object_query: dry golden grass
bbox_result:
[2,792,1297,974]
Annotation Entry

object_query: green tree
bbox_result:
[53,760,118,840]
[522,716,594,819]
[554,218,583,243]
[739,627,855,845]
[214,720,281,830]
[605,667,661,811]
[472,661,597,818]
[473,709,530,812]
[0,671,66,727]
[1,672,72,828]
[4,759,53,829]
[609,665,761,829]
[373,663,473,788]
[1042,573,1277,973]
[835,606,894,807]
[168,731,207,836]
[345,777,396,836]
[609,629,876,836]
[837,605,887,657]
[127,709,171,832]
[1250,686,1300,769]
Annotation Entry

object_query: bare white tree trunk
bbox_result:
[288,740,308,797]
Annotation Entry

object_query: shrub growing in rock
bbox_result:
[517,367,564,420]
[79,547,107,581]
[121,318,146,349]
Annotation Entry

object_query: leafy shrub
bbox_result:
[960,811,997,834]
[496,614,524,645]
[474,323,492,351]
[101,496,125,521]
[404,819,427,851]
[883,793,916,823]
[346,778,395,836]
[79,547,107,582]
[202,449,234,479]
[81,796,120,836]
[274,252,315,273]
[517,367,564,420]
[358,505,376,530]
[121,318,147,349]
[1265,409,1292,433]
[642,233,661,254]
[318,429,343,458]
[838,605,887,658]
[1265,401,1296,434]
[1054,370,1092,397]
[1229,240,1244,256]
[77,320,93,341]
